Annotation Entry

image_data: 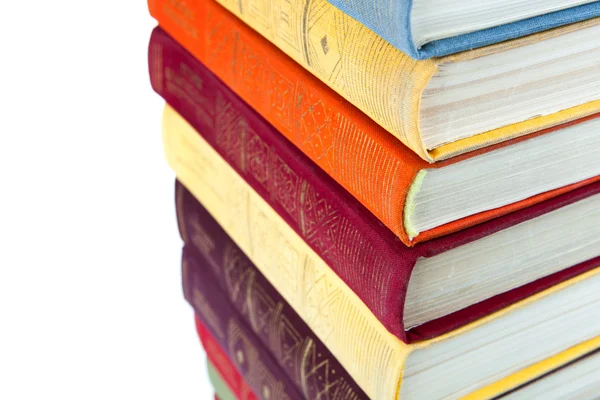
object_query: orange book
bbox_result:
[148,0,600,245]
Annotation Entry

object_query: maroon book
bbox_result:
[183,246,303,400]
[153,27,600,343]
[182,205,368,399]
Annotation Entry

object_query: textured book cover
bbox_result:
[327,0,600,59]
[147,0,600,162]
[148,26,600,246]
[185,249,304,400]
[184,243,368,399]
[175,175,600,399]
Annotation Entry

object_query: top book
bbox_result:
[328,0,600,59]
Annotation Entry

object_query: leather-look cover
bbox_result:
[184,252,303,400]
[184,243,368,399]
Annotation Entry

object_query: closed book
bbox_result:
[148,26,600,246]
[165,103,600,399]
[327,0,600,59]
[184,242,368,399]
[185,248,303,400]
[148,0,600,162]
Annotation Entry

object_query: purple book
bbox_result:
[182,245,303,400]
[180,182,369,400]
[151,27,600,343]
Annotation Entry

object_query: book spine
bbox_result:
[180,207,369,399]
[164,107,407,400]
[185,250,304,400]
[146,3,427,243]
[150,28,418,337]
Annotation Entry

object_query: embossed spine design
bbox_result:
[184,250,301,400]
[179,189,369,399]
[165,106,408,400]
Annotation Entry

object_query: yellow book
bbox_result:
[162,104,600,399]
[209,0,600,161]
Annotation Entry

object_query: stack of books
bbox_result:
[147,0,600,398]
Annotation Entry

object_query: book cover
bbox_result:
[184,243,368,399]
[148,26,600,246]
[327,0,600,59]
[147,0,600,161]
[185,250,303,400]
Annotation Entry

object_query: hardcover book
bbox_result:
[174,176,600,399]
[326,0,600,59]
[184,244,368,399]
[148,0,600,162]
[186,248,304,400]
[148,27,600,246]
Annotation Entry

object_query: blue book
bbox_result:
[327,0,600,59]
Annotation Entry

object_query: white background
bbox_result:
[0,1,211,398]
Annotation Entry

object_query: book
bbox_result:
[464,336,600,399]
[175,179,600,399]
[148,26,600,246]
[327,0,600,59]
[187,249,304,400]
[147,0,600,162]
[184,243,368,399]
[158,58,600,342]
